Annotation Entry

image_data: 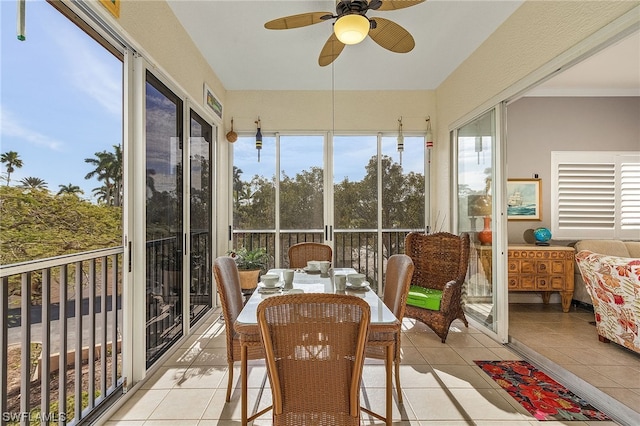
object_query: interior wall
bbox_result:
[223,90,435,133]
[506,96,640,244]
[95,0,637,246]
[434,1,637,230]
[116,0,226,111]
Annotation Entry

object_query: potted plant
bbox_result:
[228,247,269,291]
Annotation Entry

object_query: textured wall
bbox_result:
[117,0,225,116]
[506,96,640,243]
[434,1,638,230]
[97,0,638,236]
[224,90,435,133]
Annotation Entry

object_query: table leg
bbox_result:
[541,291,551,304]
[241,344,248,426]
[386,344,393,426]
[561,291,572,312]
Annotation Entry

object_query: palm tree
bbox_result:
[57,183,84,196]
[19,176,48,189]
[84,145,122,206]
[92,185,112,204]
[232,166,244,204]
[1,151,23,186]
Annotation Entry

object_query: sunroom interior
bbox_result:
[1,0,639,424]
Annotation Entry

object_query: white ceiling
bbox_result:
[167,0,640,95]
[168,0,524,90]
[528,30,640,97]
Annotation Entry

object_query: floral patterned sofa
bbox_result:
[575,250,640,354]
[572,240,640,306]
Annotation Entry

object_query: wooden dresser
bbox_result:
[507,245,575,312]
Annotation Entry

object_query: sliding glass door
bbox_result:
[455,108,507,341]
[188,110,213,325]
[141,72,216,367]
[144,72,184,366]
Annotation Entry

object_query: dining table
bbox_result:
[234,268,399,425]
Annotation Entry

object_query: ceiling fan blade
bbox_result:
[368,17,415,53]
[265,12,332,30]
[318,33,346,67]
[377,0,425,11]
[368,0,383,11]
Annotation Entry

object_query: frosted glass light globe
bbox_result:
[334,14,369,45]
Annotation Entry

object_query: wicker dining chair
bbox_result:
[404,232,470,343]
[213,256,265,402]
[287,242,332,269]
[257,293,371,426]
[365,254,414,404]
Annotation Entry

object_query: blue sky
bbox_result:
[233,134,426,184]
[1,1,428,199]
[1,0,122,199]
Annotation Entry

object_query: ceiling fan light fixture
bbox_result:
[334,14,369,45]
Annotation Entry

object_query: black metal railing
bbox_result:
[145,231,212,368]
[232,229,413,291]
[0,229,415,424]
[1,248,124,425]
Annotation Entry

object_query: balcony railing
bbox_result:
[233,229,412,291]
[1,247,123,425]
[1,229,414,424]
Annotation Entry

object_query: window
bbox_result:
[551,151,640,240]
[145,71,184,366]
[232,132,427,284]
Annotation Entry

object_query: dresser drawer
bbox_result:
[507,245,575,312]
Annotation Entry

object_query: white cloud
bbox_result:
[0,106,63,151]
[49,21,121,116]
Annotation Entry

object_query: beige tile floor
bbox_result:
[103,306,628,425]
[509,303,640,425]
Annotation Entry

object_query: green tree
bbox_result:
[280,167,324,229]
[234,154,426,232]
[232,166,244,204]
[235,174,275,229]
[0,186,121,265]
[84,145,122,206]
[190,153,210,230]
[19,176,48,189]
[58,183,84,196]
[1,151,23,186]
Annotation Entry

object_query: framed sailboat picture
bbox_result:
[507,179,541,220]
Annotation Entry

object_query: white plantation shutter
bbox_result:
[621,162,640,229]
[557,163,615,229]
[552,152,640,239]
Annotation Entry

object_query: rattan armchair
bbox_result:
[404,232,470,343]
[287,242,332,269]
[365,254,414,404]
[257,293,370,426]
[213,256,265,402]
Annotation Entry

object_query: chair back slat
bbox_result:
[258,293,370,425]
[383,254,415,320]
[214,256,245,325]
[405,232,470,291]
[288,242,332,269]
[403,232,470,343]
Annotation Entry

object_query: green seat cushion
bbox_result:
[406,286,442,311]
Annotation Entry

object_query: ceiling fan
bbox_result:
[264,0,425,66]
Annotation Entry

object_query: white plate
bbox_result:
[346,281,370,291]
[258,283,282,294]
[259,282,282,289]
[302,267,321,274]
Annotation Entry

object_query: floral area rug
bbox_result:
[474,360,611,421]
